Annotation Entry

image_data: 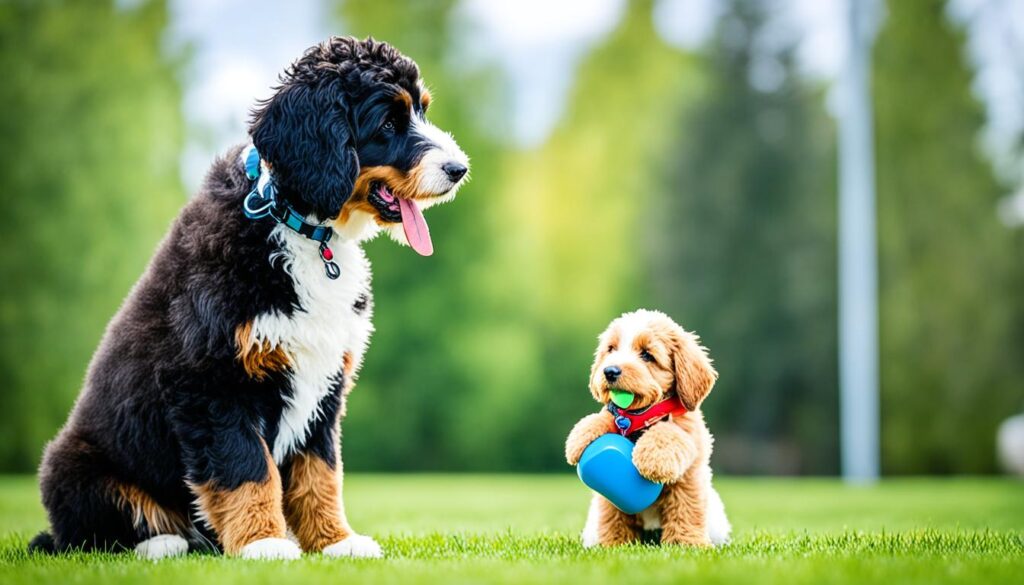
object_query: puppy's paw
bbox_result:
[662,533,712,547]
[239,537,302,560]
[566,413,610,465]
[631,442,685,484]
[135,534,188,560]
[581,526,600,548]
[565,441,587,467]
[580,494,601,548]
[322,534,383,559]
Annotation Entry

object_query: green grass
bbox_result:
[1,475,1022,584]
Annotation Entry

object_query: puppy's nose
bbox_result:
[442,161,467,183]
[603,366,622,383]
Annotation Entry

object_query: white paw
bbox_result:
[239,537,302,560]
[705,486,732,546]
[581,495,601,548]
[581,527,600,549]
[322,534,382,559]
[135,534,188,560]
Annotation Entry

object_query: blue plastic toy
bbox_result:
[577,434,663,514]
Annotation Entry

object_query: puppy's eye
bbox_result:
[382,119,395,133]
[640,349,655,363]
[607,345,616,353]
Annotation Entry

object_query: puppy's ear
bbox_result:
[250,80,358,219]
[668,322,717,411]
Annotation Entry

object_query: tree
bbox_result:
[873,0,1024,473]
[336,0,702,471]
[651,0,840,473]
[444,0,702,470]
[0,0,184,471]
[335,0,508,470]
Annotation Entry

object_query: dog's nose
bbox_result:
[603,366,622,383]
[442,162,467,183]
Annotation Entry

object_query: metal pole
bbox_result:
[838,0,880,483]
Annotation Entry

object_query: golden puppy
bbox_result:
[565,309,730,547]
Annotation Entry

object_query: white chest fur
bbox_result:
[250,226,374,463]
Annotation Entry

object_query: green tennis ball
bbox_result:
[610,389,635,409]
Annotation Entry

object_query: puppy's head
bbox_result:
[249,36,469,254]
[589,310,717,411]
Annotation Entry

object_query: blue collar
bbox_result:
[241,145,340,279]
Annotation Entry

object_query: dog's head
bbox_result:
[589,310,717,411]
[249,36,469,255]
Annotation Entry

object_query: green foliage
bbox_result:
[0,0,1019,476]
[338,0,702,471]
[651,0,840,473]
[873,0,1024,473]
[0,0,184,470]
[1,475,1023,584]
[335,0,511,470]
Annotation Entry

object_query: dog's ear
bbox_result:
[250,80,358,219]
[667,322,717,411]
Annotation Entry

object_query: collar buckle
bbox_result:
[241,145,340,280]
[243,187,276,219]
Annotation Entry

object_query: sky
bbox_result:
[167,0,334,192]
[949,0,1024,187]
[167,0,847,189]
[167,0,1022,205]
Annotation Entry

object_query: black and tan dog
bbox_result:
[29,37,468,560]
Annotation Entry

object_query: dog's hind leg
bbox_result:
[704,484,731,546]
[580,494,602,548]
[37,433,142,553]
[658,468,712,547]
[134,534,189,560]
[109,482,193,559]
[595,495,642,546]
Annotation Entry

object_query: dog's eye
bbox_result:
[640,349,655,363]
[382,119,395,133]
[607,345,616,353]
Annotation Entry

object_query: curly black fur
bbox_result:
[32,36,445,554]
[250,37,423,219]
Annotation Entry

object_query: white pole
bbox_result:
[838,0,880,483]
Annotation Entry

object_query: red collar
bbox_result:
[606,394,688,437]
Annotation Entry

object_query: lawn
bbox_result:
[0,474,1021,584]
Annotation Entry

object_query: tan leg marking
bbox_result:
[284,453,352,552]
[111,481,189,536]
[191,440,287,555]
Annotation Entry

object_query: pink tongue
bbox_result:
[398,197,433,256]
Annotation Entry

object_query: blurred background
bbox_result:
[0,0,1022,477]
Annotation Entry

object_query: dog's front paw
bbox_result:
[322,534,382,559]
[566,439,588,466]
[239,537,302,560]
[632,442,686,484]
[566,413,611,465]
